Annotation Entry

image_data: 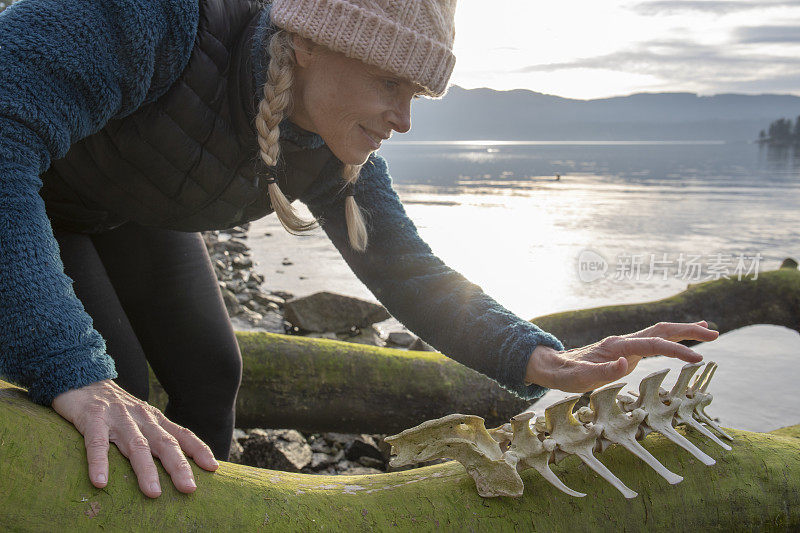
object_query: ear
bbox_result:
[292,34,317,68]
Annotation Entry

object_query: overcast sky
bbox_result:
[451,0,800,100]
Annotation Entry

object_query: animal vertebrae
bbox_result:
[385,361,731,498]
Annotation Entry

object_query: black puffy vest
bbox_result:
[39,0,335,234]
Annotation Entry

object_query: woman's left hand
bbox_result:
[526,321,720,393]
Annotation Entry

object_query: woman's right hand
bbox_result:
[51,379,219,498]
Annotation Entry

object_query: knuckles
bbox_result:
[598,336,622,349]
[86,436,110,450]
[155,432,180,450]
[126,435,151,452]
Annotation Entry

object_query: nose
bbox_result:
[387,97,412,134]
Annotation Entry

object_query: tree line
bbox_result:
[758,116,800,146]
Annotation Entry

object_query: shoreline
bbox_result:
[202,224,431,351]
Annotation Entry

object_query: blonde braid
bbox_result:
[255,29,370,251]
[255,28,317,233]
[342,163,369,252]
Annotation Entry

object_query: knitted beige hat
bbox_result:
[270,0,457,97]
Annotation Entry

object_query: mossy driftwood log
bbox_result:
[145,266,799,434]
[534,266,800,349]
[149,333,531,434]
[1,380,799,531]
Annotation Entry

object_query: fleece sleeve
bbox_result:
[305,154,565,400]
[0,0,199,404]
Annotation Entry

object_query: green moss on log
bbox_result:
[148,332,531,434]
[140,267,800,434]
[530,267,800,349]
[2,379,799,531]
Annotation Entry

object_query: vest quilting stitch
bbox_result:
[39,0,336,234]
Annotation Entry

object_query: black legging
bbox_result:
[53,222,242,461]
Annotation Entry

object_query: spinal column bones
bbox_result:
[385,361,732,498]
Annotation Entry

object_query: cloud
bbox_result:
[734,25,800,44]
[514,38,800,94]
[630,0,798,15]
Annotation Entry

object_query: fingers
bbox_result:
[83,410,110,489]
[595,357,628,385]
[157,415,219,472]
[139,416,198,494]
[54,380,218,499]
[627,321,719,343]
[110,414,164,498]
[681,322,719,342]
[617,337,703,363]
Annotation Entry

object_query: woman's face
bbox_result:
[289,36,423,165]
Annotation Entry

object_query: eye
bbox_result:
[383,79,400,91]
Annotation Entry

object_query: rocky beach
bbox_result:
[202,223,437,474]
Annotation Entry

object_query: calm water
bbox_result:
[248,141,800,432]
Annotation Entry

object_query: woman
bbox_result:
[0,0,719,499]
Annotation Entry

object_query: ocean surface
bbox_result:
[248,140,800,433]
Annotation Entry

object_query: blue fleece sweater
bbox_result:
[0,0,565,406]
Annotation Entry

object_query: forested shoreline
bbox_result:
[758,115,800,146]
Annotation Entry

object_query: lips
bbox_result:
[359,125,389,149]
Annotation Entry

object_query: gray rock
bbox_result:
[357,456,384,469]
[233,428,247,443]
[235,292,251,304]
[344,437,383,463]
[271,290,294,300]
[232,256,253,269]
[240,429,312,472]
[256,311,287,334]
[323,432,355,447]
[228,280,246,293]
[221,288,243,316]
[229,439,244,464]
[335,459,359,470]
[244,300,265,313]
[310,439,333,454]
[336,326,385,347]
[310,452,335,469]
[224,239,249,254]
[387,331,416,347]
[283,291,390,333]
[252,292,286,307]
[375,436,392,463]
[222,225,248,237]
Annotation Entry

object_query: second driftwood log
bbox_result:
[149,266,798,434]
[149,333,530,434]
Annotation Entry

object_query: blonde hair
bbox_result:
[255,28,369,252]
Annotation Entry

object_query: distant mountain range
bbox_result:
[402,87,800,142]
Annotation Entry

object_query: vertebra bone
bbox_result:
[385,362,730,499]
[689,362,734,441]
[667,362,732,450]
[589,383,683,484]
[545,396,638,498]
[628,369,716,465]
